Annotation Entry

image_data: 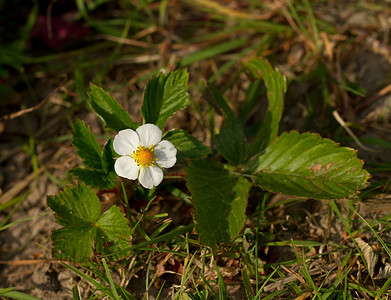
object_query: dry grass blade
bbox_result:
[0,167,44,204]
[280,265,308,288]
[0,259,60,265]
[182,0,267,20]
[264,265,324,292]
[332,110,381,152]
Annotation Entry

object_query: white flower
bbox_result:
[113,124,177,189]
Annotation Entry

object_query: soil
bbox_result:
[1,1,391,299]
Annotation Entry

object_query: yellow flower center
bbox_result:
[138,149,153,164]
[133,145,157,167]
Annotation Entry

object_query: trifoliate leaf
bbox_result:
[247,131,370,199]
[72,119,102,169]
[141,69,190,129]
[186,159,251,245]
[89,84,139,132]
[47,184,130,262]
[164,129,209,161]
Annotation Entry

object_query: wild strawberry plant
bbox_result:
[47,58,370,262]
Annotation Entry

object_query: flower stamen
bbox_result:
[132,145,156,167]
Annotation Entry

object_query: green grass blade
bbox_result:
[75,0,88,19]
[347,283,376,298]
[303,0,319,49]
[262,290,288,300]
[255,266,280,298]
[291,240,323,300]
[0,212,49,232]
[331,201,375,288]
[0,288,16,294]
[354,211,391,260]
[102,258,121,300]
[208,37,269,84]
[0,193,26,224]
[20,2,38,44]
[149,220,172,239]
[128,224,194,251]
[72,285,81,300]
[176,254,196,299]
[353,211,391,299]
[375,276,391,300]
[241,267,254,300]
[0,288,43,300]
[179,39,247,67]
[61,262,113,297]
[322,251,352,299]
[213,262,227,300]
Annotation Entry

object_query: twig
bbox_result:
[0,98,49,121]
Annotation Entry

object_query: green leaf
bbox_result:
[69,168,117,190]
[95,206,131,260]
[186,159,251,245]
[72,119,102,169]
[206,85,235,121]
[242,57,286,151]
[89,84,139,131]
[47,184,100,261]
[70,123,117,189]
[247,131,370,199]
[216,120,250,165]
[141,69,190,129]
[51,225,97,262]
[47,183,100,226]
[239,79,263,122]
[47,184,130,262]
[164,129,210,161]
[102,138,116,173]
[230,176,252,235]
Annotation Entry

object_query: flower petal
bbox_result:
[136,124,162,147]
[113,129,140,155]
[155,140,177,168]
[114,156,139,180]
[139,166,163,189]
